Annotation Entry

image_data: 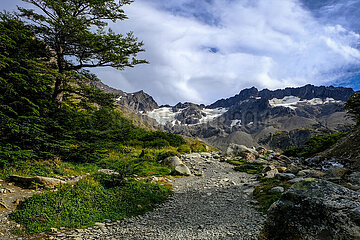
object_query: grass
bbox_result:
[10,176,172,233]
[227,158,264,174]
[0,158,100,180]
[253,177,292,213]
[6,142,213,234]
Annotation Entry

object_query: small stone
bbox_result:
[276,167,287,173]
[275,173,296,180]
[270,186,285,193]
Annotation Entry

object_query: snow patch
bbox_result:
[145,107,177,125]
[198,108,228,124]
[145,107,228,126]
[230,119,242,127]
[269,96,343,109]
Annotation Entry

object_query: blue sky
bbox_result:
[1,0,360,104]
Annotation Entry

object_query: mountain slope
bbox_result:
[98,82,354,150]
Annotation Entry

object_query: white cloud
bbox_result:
[3,0,359,105]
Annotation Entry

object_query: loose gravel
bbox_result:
[51,153,265,240]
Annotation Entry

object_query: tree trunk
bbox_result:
[52,77,64,103]
[53,44,65,103]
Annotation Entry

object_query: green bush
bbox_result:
[177,144,192,154]
[233,162,263,174]
[283,132,348,158]
[10,177,172,233]
[157,149,179,161]
[253,178,292,213]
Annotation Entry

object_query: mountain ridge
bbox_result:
[97,82,355,150]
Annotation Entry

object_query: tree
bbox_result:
[0,13,55,152]
[18,0,147,103]
[345,91,360,124]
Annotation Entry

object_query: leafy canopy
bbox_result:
[18,0,147,102]
[19,0,147,71]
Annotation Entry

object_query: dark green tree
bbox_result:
[345,90,360,124]
[0,13,55,154]
[18,0,147,103]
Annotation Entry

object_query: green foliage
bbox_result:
[189,140,208,152]
[18,0,147,102]
[156,149,179,161]
[10,177,172,233]
[283,132,348,158]
[233,162,264,174]
[253,178,292,213]
[177,144,192,154]
[345,90,360,124]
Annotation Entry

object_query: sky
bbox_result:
[2,0,360,105]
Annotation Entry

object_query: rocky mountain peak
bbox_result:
[208,84,354,109]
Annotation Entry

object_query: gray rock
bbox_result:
[269,186,284,193]
[9,175,66,189]
[174,164,191,176]
[262,165,278,179]
[349,172,360,185]
[275,173,296,180]
[226,143,258,157]
[325,166,347,179]
[260,179,360,240]
[163,156,182,168]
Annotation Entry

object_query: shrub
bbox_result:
[177,145,191,154]
[283,132,348,158]
[10,177,172,233]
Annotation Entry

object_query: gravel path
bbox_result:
[52,153,265,240]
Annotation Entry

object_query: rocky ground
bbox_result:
[0,179,43,240]
[47,152,265,240]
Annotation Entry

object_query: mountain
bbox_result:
[94,81,159,112]
[98,83,355,150]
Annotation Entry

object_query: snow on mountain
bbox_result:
[269,96,343,109]
[145,107,228,126]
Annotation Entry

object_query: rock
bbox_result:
[275,173,295,180]
[262,165,278,178]
[9,175,66,189]
[325,166,347,179]
[226,143,258,157]
[269,186,284,193]
[241,152,256,161]
[288,177,304,183]
[278,155,291,163]
[285,164,301,174]
[276,167,287,173]
[174,164,191,176]
[260,179,360,240]
[308,169,326,178]
[163,156,182,168]
[303,156,322,166]
[256,147,267,155]
[184,153,201,159]
[200,152,212,158]
[349,172,360,185]
[98,169,119,175]
[297,170,307,177]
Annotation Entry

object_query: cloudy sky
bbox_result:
[2,0,360,105]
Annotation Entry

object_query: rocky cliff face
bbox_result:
[96,82,354,150]
[94,81,159,112]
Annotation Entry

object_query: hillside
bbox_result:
[321,125,360,171]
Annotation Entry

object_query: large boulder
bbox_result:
[174,164,191,176]
[260,179,360,240]
[163,156,182,168]
[226,143,258,157]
